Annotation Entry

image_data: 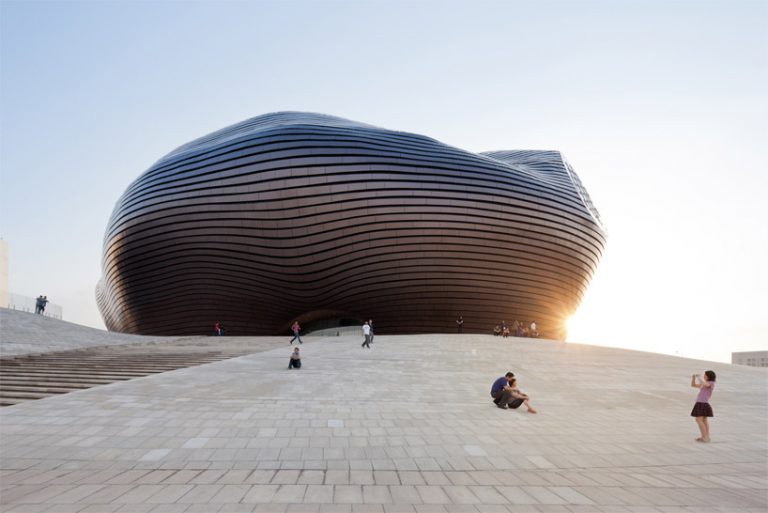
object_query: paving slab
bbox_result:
[0,334,766,511]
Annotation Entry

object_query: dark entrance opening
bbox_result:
[302,317,362,335]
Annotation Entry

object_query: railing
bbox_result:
[7,293,63,320]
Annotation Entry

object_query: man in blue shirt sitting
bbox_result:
[490,372,516,409]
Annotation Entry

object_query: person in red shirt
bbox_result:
[289,321,303,344]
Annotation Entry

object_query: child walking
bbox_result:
[690,370,716,442]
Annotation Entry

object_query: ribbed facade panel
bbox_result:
[97,112,606,339]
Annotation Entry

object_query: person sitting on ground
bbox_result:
[288,347,302,369]
[490,372,515,408]
[493,324,502,336]
[506,377,537,413]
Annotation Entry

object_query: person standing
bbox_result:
[362,321,371,348]
[38,296,49,315]
[691,370,716,442]
[368,319,374,344]
[530,321,538,338]
[456,315,464,333]
[289,321,303,344]
[35,296,43,314]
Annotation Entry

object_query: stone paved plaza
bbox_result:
[1,330,766,512]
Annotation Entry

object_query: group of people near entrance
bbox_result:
[287,320,375,369]
[494,320,538,338]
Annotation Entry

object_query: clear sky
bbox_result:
[1,1,766,363]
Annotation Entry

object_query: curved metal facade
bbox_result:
[97,112,606,339]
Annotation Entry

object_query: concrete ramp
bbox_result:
[0,308,179,357]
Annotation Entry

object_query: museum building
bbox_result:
[97,112,606,338]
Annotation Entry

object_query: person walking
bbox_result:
[289,321,303,344]
[456,315,464,333]
[691,370,716,442]
[368,319,374,344]
[362,321,371,348]
[288,347,302,369]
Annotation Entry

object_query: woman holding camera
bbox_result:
[690,370,716,442]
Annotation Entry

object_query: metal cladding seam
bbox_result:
[96,112,606,338]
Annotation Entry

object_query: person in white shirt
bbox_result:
[288,347,301,369]
[530,321,538,338]
[362,321,371,348]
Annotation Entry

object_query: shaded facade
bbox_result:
[97,112,606,338]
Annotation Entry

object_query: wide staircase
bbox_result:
[0,342,263,406]
[0,308,287,406]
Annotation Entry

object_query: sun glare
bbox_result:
[566,310,593,344]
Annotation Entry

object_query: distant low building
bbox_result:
[731,351,768,368]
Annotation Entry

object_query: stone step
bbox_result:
[0,376,116,385]
[0,384,79,394]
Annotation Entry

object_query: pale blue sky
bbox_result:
[2,1,766,362]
